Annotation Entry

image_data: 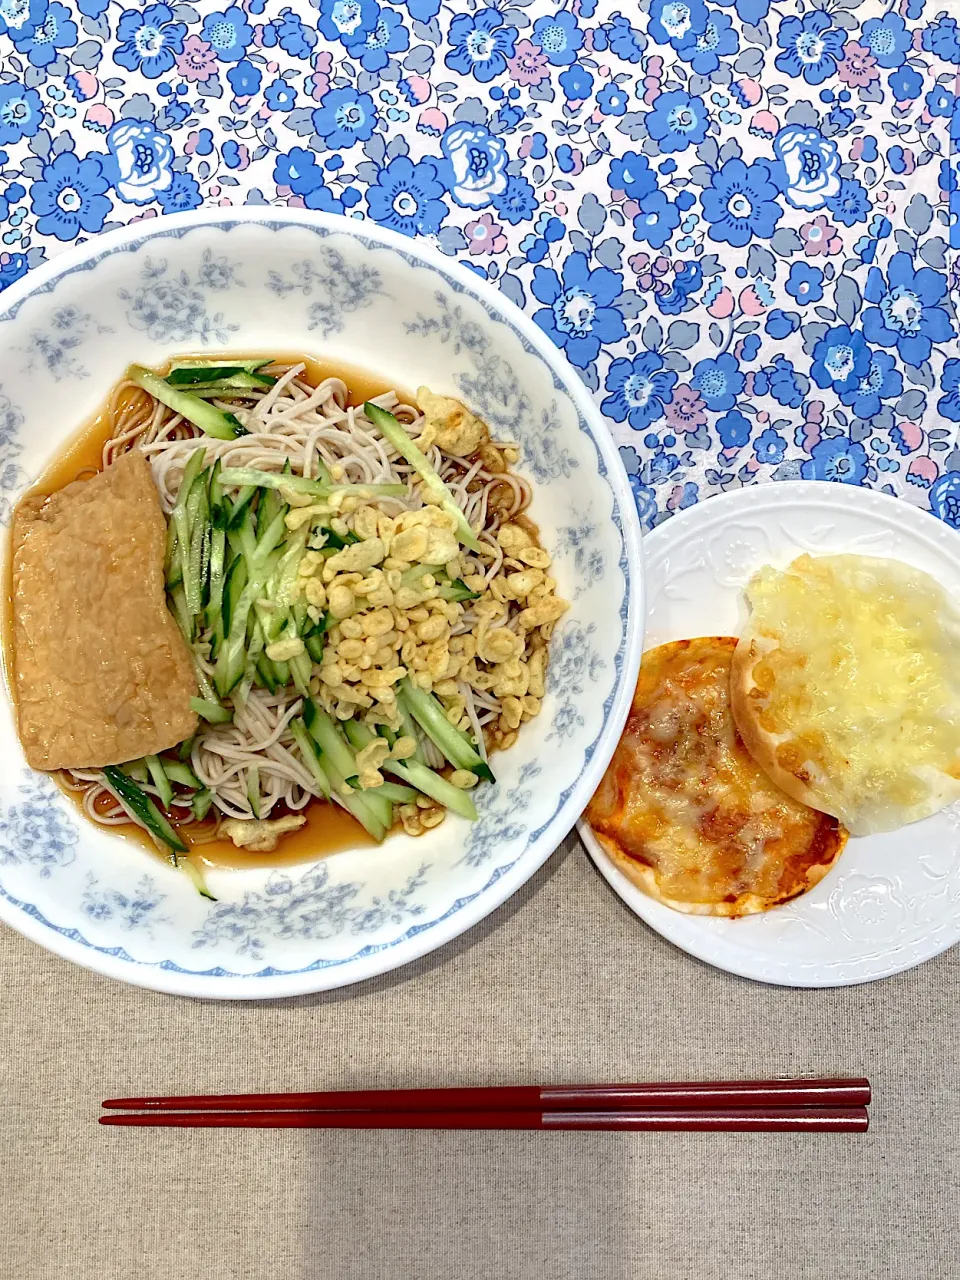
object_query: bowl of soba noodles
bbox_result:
[0,209,642,996]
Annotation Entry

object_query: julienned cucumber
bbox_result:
[181,858,218,901]
[344,720,472,815]
[127,365,247,440]
[102,766,188,857]
[167,361,276,389]
[218,467,407,500]
[289,718,332,800]
[363,402,481,552]
[219,467,329,498]
[191,697,233,724]
[398,679,494,783]
[399,564,479,603]
[384,759,478,821]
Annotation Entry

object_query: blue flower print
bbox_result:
[938,360,960,422]
[929,473,960,528]
[861,12,913,68]
[0,252,29,292]
[839,349,902,420]
[926,85,955,117]
[786,262,824,305]
[771,125,840,211]
[801,438,869,484]
[775,12,845,85]
[764,354,804,407]
[13,1,78,68]
[620,451,658,526]
[825,179,870,227]
[312,88,377,149]
[700,158,782,246]
[646,90,709,153]
[445,8,517,83]
[754,426,786,464]
[0,0,45,40]
[274,146,325,194]
[302,182,349,214]
[316,0,377,48]
[676,10,738,75]
[0,84,44,145]
[632,191,681,249]
[716,409,751,448]
[114,4,185,79]
[157,170,201,212]
[888,66,923,101]
[809,324,871,396]
[655,260,703,315]
[269,9,316,58]
[649,0,708,52]
[531,10,583,66]
[366,156,447,238]
[607,13,646,62]
[105,120,174,204]
[559,66,594,101]
[862,253,953,367]
[227,59,261,97]
[597,84,628,116]
[491,174,536,225]
[265,80,296,111]
[922,17,960,64]
[691,353,744,411]
[765,309,798,340]
[716,0,770,23]
[30,151,110,240]
[200,5,252,62]
[603,354,678,431]
[353,7,407,73]
[609,151,657,200]
[406,0,440,19]
[440,122,508,210]
[531,253,627,369]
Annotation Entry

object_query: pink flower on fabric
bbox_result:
[507,39,550,86]
[664,385,707,433]
[891,420,924,453]
[837,42,879,88]
[83,104,113,133]
[907,456,938,487]
[176,35,218,83]
[800,215,842,257]
[465,213,507,256]
[309,51,333,102]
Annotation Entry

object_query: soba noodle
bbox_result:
[66,362,561,841]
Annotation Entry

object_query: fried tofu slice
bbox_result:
[12,450,198,770]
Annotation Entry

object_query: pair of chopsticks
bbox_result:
[100,1077,871,1132]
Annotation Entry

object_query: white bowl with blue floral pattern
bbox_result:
[0,209,643,997]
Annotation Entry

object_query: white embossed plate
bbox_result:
[578,481,960,988]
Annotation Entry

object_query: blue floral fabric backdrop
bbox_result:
[0,0,957,529]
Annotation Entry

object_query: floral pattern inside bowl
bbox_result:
[0,209,643,997]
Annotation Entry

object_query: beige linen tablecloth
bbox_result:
[1,830,956,1280]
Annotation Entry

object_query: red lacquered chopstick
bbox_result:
[99,1106,869,1133]
[101,1077,871,1113]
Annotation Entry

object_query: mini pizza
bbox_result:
[585,637,847,917]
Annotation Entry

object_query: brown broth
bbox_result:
[60,781,375,873]
[4,353,405,873]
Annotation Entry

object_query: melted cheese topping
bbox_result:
[737,554,960,833]
[586,638,845,914]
